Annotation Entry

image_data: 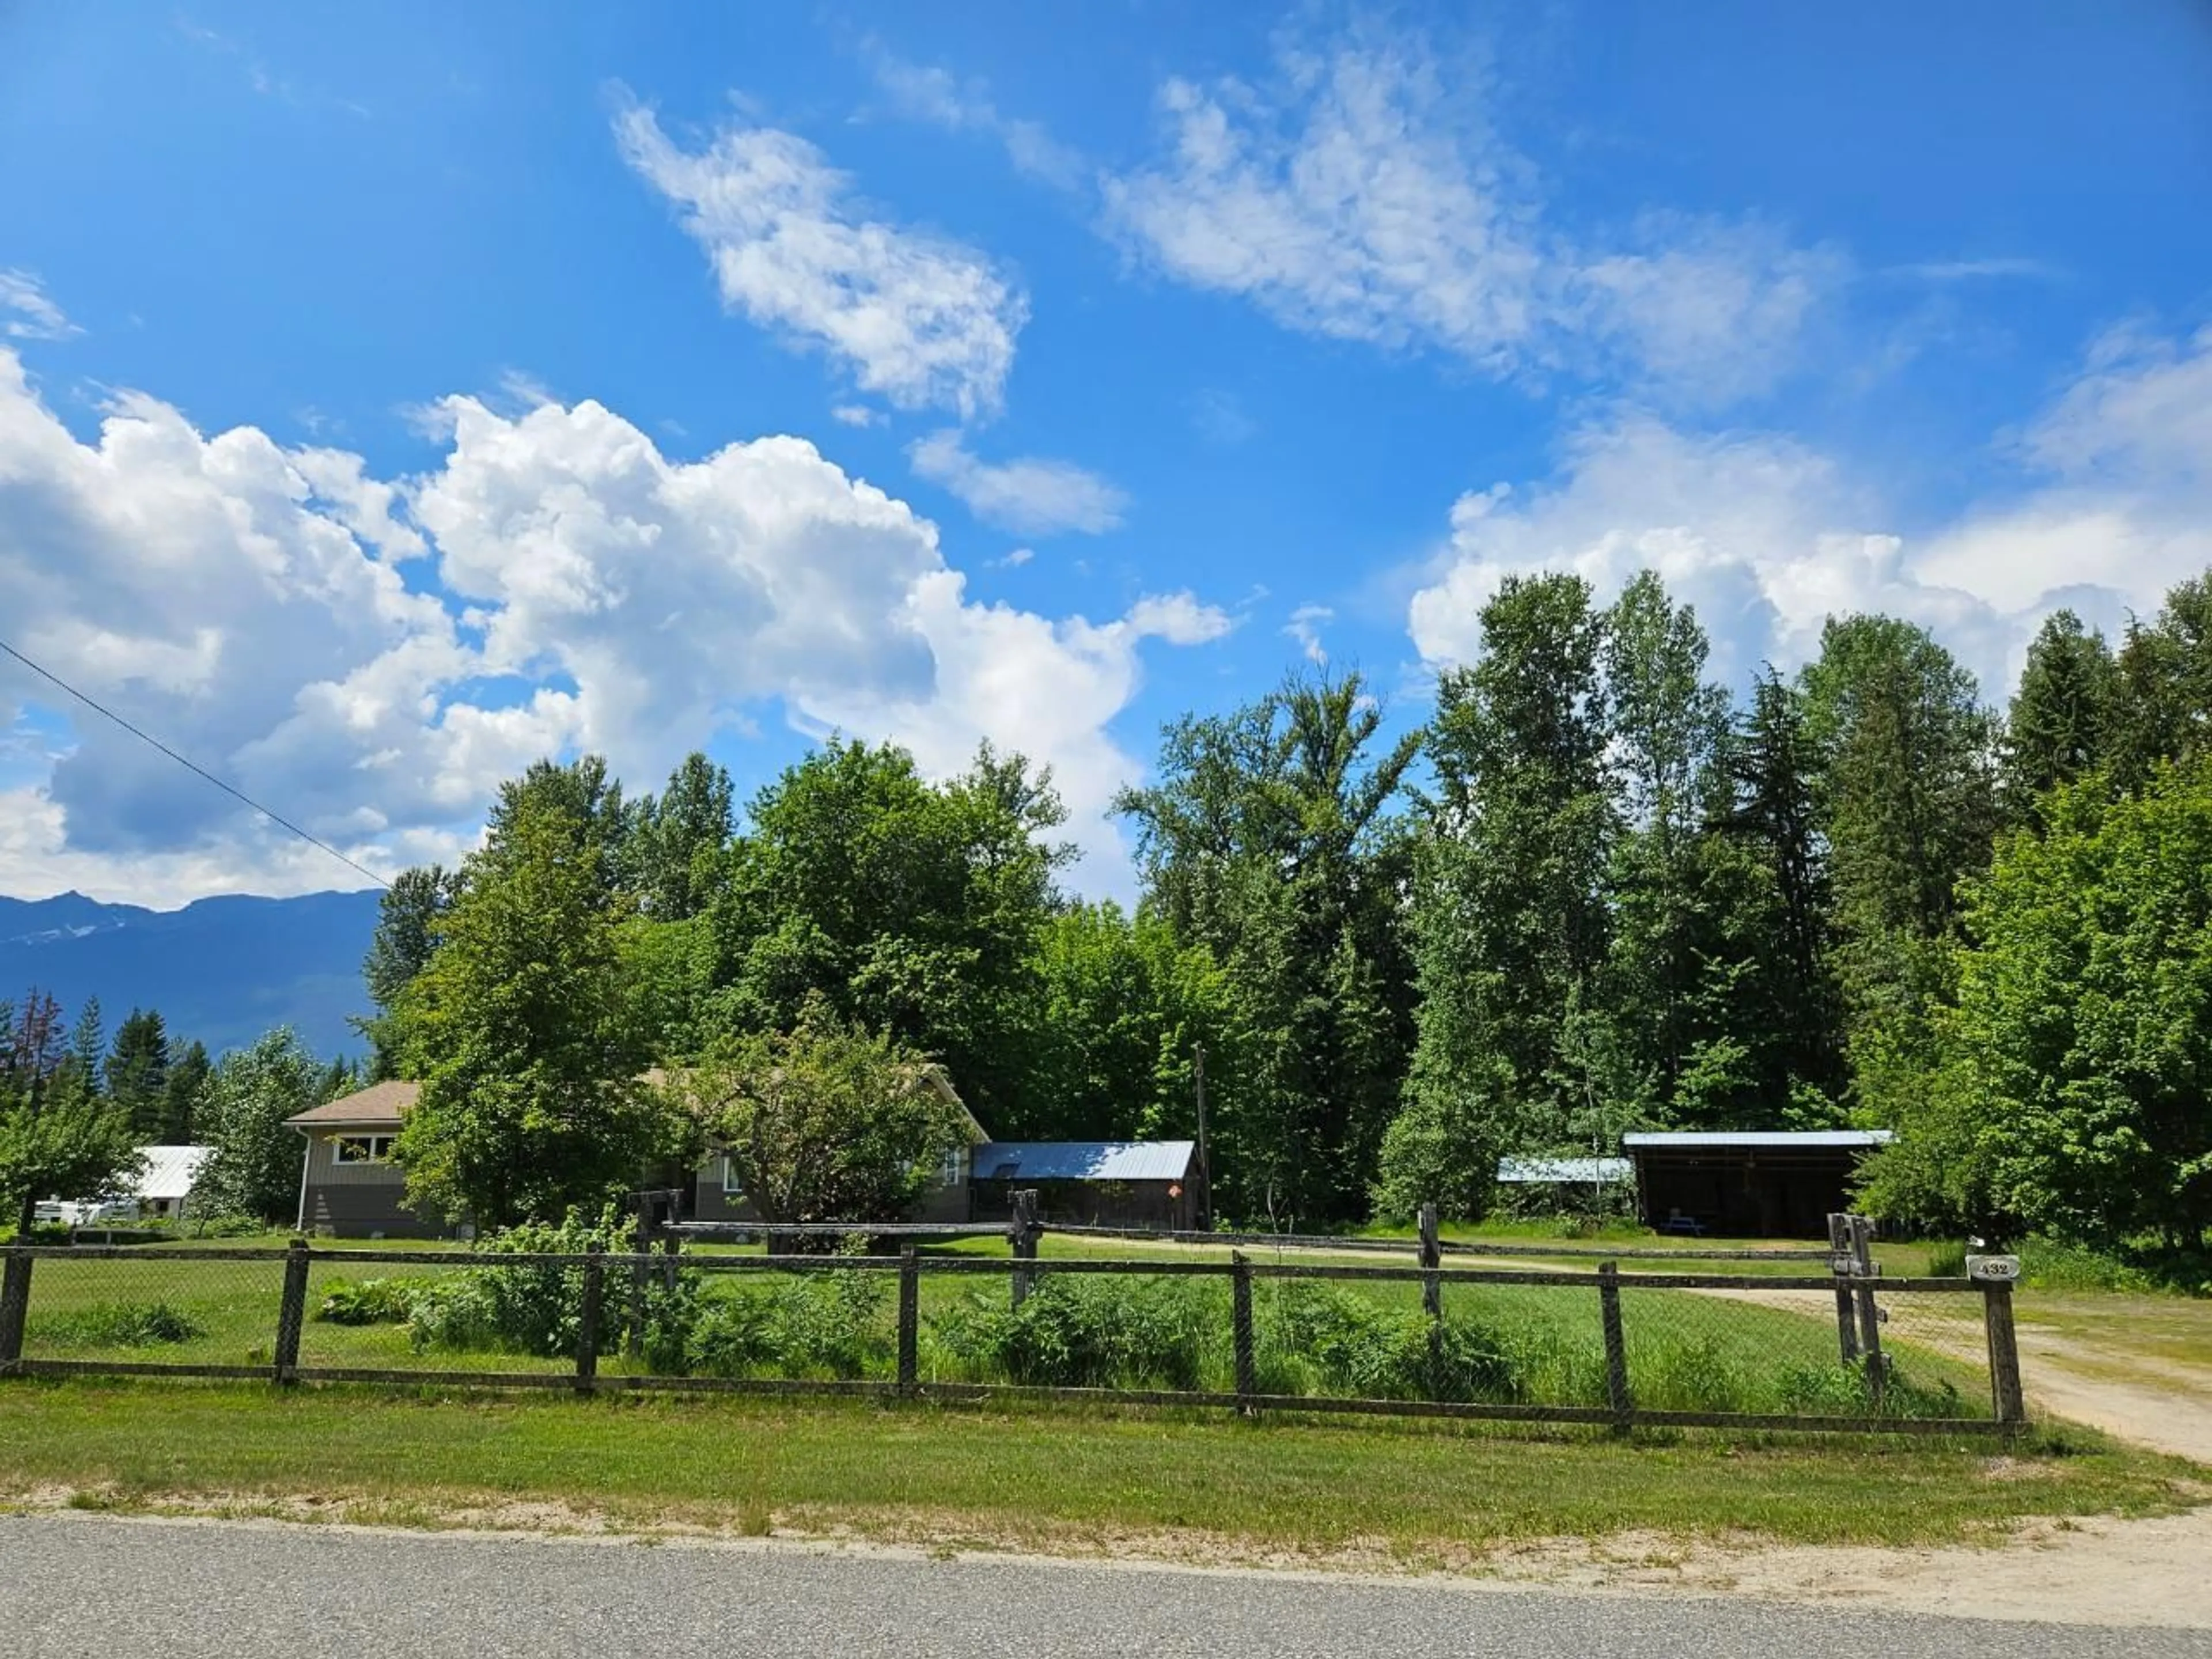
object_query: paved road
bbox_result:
[5,1513,2206,1659]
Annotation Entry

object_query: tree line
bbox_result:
[358,565,2212,1258]
[0,992,354,1233]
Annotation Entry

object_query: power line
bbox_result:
[0,635,391,891]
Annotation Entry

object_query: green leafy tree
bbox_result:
[1599,573,1748,1122]
[1012,901,1245,1145]
[1119,668,1419,1222]
[627,752,736,921]
[660,1002,974,1224]
[104,1008,171,1142]
[706,739,1068,1130]
[1388,575,1611,1215]
[194,1027,333,1224]
[1877,763,2212,1249]
[2003,609,2118,817]
[393,782,664,1228]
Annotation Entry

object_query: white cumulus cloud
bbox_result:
[615,100,1027,421]
[0,351,1225,904]
[1407,324,2212,698]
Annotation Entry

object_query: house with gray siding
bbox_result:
[288,1081,447,1238]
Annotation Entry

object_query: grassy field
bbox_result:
[0,1380,2197,1561]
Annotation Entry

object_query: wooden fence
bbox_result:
[0,1222,2027,1436]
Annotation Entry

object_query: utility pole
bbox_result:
[1193,1041,1213,1232]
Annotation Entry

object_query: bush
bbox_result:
[404,1207,697,1365]
[315,1277,430,1325]
[1261,1282,1516,1403]
[685,1267,891,1380]
[35,1301,204,1348]
[932,1274,1220,1391]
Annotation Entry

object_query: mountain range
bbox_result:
[0,889,383,1059]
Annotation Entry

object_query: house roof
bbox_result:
[1622,1131,1894,1150]
[1497,1156,1633,1184]
[972,1141,1197,1183]
[135,1145,213,1202]
[287,1080,419,1128]
[286,1065,991,1145]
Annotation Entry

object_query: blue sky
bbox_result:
[2,1,2209,904]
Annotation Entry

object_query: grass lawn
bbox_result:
[0,1380,2198,1562]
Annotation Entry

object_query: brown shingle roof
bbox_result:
[286,1080,419,1127]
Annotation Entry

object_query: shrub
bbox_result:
[35,1301,204,1348]
[1261,1282,1517,1403]
[405,1206,697,1365]
[682,1267,892,1380]
[931,1275,1219,1391]
[314,1277,429,1325]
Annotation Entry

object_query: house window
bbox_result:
[332,1134,397,1165]
[937,1147,968,1187]
[721,1156,745,1197]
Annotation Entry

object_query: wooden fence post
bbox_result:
[627,1195,651,1359]
[1827,1213,1860,1367]
[897,1246,920,1399]
[575,1244,605,1393]
[1850,1214,1886,1402]
[1972,1256,2027,1431]
[272,1237,310,1385]
[1230,1250,1257,1415]
[1010,1190,1039,1309]
[1597,1261,1633,1436]
[0,1247,31,1376]
[1417,1202,1442,1320]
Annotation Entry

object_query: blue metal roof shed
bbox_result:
[974,1142,1196,1183]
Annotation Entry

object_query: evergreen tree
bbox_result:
[104,1009,171,1141]
[1801,615,1999,1027]
[2004,609,2118,815]
[1385,575,1612,1215]
[359,865,464,1079]
[393,781,665,1227]
[1718,671,1846,1115]
[161,1039,212,1144]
